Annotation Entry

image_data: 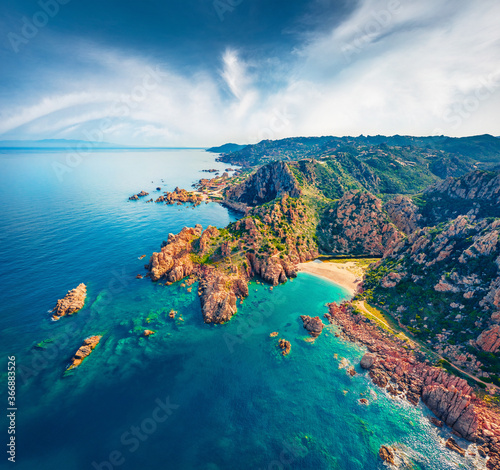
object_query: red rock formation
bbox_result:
[198,269,247,324]
[51,284,87,321]
[67,336,101,370]
[148,225,202,282]
[300,315,324,337]
[324,301,500,460]
[384,195,422,235]
[445,437,465,456]
[155,187,202,205]
[278,339,291,356]
[129,190,149,200]
[476,325,500,353]
[318,191,403,256]
[225,161,301,206]
[378,446,395,465]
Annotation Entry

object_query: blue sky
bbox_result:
[0,0,499,146]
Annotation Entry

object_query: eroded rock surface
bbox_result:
[325,302,500,456]
[300,315,324,337]
[51,284,87,321]
[67,336,101,370]
[317,191,403,256]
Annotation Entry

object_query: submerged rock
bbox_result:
[67,336,101,370]
[51,284,87,321]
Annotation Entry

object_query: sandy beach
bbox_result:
[297,260,363,296]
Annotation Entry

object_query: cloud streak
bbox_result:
[1,0,499,146]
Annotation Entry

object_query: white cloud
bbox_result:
[1,0,499,145]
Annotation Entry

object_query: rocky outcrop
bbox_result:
[378,445,395,465]
[247,253,297,286]
[198,269,248,324]
[429,171,500,207]
[51,284,87,321]
[300,315,324,337]
[476,325,500,353]
[278,339,291,356]
[129,190,149,200]
[148,225,202,282]
[422,384,478,439]
[364,214,500,370]
[445,437,465,456]
[384,195,421,234]
[317,191,403,256]
[225,161,301,206]
[155,187,202,206]
[420,170,500,224]
[67,336,101,370]
[325,302,500,453]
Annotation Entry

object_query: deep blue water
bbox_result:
[0,149,484,470]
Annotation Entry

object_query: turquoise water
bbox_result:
[0,150,482,469]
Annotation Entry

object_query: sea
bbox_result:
[0,149,484,469]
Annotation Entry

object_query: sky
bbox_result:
[0,0,499,146]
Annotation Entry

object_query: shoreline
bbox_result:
[297,260,362,296]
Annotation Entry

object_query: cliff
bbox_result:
[416,170,500,225]
[225,161,301,206]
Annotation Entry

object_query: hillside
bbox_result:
[362,171,500,385]
[216,135,500,197]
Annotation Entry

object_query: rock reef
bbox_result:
[278,339,291,356]
[155,187,202,206]
[51,284,87,321]
[67,336,101,370]
[129,190,149,200]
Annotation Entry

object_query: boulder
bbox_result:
[360,352,377,369]
[300,315,324,337]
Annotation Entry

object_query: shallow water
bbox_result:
[0,149,483,469]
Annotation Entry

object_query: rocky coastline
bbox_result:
[138,155,500,467]
[325,302,500,468]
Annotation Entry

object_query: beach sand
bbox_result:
[297,260,364,296]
